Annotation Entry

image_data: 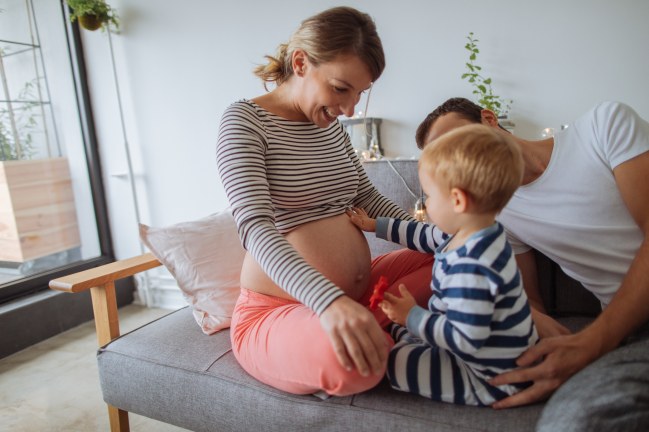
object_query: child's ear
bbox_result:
[450,187,469,213]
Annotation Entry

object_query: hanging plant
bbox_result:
[66,0,119,31]
[461,32,512,117]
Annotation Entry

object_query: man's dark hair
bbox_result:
[415,97,483,149]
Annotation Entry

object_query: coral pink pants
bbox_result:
[230,249,434,396]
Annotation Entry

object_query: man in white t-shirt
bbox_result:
[416,98,649,430]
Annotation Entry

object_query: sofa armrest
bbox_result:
[49,252,162,346]
[49,253,161,293]
[48,253,162,432]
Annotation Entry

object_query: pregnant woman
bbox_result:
[216,6,433,396]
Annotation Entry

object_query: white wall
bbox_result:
[79,0,649,263]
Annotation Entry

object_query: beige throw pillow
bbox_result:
[139,208,245,334]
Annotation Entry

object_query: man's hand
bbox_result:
[489,330,602,409]
[380,284,416,326]
[531,307,571,338]
[320,296,390,377]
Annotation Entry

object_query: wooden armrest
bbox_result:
[49,253,162,293]
[49,253,161,432]
[49,252,163,346]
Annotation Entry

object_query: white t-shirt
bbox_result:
[498,101,649,308]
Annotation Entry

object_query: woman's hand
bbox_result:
[531,307,571,338]
[346,207,376,232]
[380,284,416,326]
[319,295,390,376]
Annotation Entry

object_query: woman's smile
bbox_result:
[323,106,338,122]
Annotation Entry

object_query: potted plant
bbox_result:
[65,0,119,31]
[0,80,38,161]
[461,32,513,128]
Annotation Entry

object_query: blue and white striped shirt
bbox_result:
[376,218,538,381]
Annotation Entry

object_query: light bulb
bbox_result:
[413,197,427,222]
[541,127,555,138]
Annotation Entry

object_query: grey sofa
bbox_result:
[50,160,600,432]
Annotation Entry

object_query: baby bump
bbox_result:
[240,214,372,301]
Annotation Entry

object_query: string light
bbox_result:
[383,160,427,222]
[413,196,427,222]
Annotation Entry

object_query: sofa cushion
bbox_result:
[98,307,594,432]
[139,209,245,334]
[362,160,423,257]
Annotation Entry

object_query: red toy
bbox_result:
[369,276,389,311]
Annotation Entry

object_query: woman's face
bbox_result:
[296,52,373,128]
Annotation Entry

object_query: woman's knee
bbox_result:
[317,333,393,396]
[320,360,386,396]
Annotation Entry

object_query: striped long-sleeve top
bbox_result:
[376,218,539,378]
[216,100,412,315]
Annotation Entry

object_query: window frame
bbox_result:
[0,1,114,304]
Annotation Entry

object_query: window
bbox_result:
[0,0,113,303]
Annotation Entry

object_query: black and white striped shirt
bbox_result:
[216,100,410,315]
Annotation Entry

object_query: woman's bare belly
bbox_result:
[240,214,372,302]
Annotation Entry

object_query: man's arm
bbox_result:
[588,150,649,349]
[491,151,649,408]
[516,251,571,338]
[516,250,545,312]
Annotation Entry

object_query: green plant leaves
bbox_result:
[460,32,511,116]
[65,0,119,30]
[0,79,39,161]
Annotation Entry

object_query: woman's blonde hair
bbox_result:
[419,124,523,213]
[254,7,385,88]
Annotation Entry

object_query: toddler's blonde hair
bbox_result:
[419,124,523,213]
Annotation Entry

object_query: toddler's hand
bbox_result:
[379,284,416,326]
[346,207,376,232]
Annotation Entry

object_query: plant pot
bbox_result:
[0,157,81,263]
[79,14,103,31]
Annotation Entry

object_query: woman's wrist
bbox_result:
[319,293,354,316]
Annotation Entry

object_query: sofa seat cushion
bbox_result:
[98,307,593,432]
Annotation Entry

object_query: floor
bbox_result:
[0,304,189,431]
